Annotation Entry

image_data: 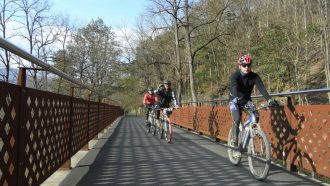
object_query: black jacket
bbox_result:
[155,88,178,108]
[229,70,271,105]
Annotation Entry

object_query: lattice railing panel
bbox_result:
[19,88,71,185]
[89,102,99,140]
[0,81,123,185]
[171,104,330,178]
[0,82,19,186]
[71,98,89,154]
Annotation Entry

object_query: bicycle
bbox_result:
[158,107,174,143]
[146,105,157,135]
[227,102,277,180]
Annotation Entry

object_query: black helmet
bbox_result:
[163,80,171,85]
[147,87,154,91]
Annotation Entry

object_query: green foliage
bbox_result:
[111,77,143,112]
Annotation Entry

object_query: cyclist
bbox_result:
[229,54,278,152]
[155,80,180,143]
[143,87,157,126]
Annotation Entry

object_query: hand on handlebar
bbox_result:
[268,99,279,107]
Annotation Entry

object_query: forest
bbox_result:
[0,0,329,112]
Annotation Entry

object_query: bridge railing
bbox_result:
[171,90,330,180]
[0,37,124,185]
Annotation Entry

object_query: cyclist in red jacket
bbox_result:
[143,87,157,126]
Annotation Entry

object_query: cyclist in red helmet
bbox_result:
[143,87,158,126]
[229,54,278,151]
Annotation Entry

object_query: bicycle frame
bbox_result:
[240,108,258,150]
[160,107,173,142]
[228,102,273,180]
[147,105,157,135]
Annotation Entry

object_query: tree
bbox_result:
[16,0,59,89]
[66,18,121,98]
[0,0,19,82]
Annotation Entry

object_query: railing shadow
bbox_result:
[270,104,316,174]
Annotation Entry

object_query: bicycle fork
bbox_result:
[240,127,250,150]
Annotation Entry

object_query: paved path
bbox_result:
[60,116,327,186]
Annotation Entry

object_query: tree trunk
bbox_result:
[173,0,183,104]
[184,0,197,104]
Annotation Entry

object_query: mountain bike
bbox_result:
[146,105,157,135]
[158,107,174,143]
[227,102,277,180]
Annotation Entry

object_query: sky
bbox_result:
[51,0,149,29]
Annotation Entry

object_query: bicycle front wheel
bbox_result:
[248,128,271,180]
[164,121,170,142]
[151,117,156,135]
[158,120,164,139]
[227,127,241,165]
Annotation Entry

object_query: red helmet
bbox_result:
[237,54,252,65]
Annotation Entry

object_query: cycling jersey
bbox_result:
[143,92,157,105]
[155,88,178,108]
[229,70,271,105]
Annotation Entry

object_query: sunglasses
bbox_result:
[241,64,251,68]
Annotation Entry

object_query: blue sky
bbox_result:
[51,0,149,28]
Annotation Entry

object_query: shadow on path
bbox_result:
[60,116,325,186]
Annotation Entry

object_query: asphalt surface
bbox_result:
[59,116,327,186]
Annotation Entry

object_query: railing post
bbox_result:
[16,67,26,186]
[81,92,91,151]
[97,97,101,136]
[60,87,74,169]
[17,67,26,87]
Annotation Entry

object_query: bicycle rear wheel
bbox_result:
[227,127,241,165]
[147,115,151,133]
[164,121,170,142]
[158,119,164,139]
[151,116,156,135]
[248,128,270,180]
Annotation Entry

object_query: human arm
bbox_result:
[171,91,179,108]
[254,74,271,101]
[229,73,239,99]
[143,93,148,105]
[254,74,279,106]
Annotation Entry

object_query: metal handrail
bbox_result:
[0,37,102,97]
[182,88,330,105]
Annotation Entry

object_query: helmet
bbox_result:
[237,54,252,65]
[147,87,154,91]
[163,80,171,85]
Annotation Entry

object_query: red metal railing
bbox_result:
[170,104,330,179]
[0,81,123,185]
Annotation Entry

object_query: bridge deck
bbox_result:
[59,116,325,186]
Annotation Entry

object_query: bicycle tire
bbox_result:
[167,123,172,143]
[158,119,164,139]
[164,121,169,142]
[227,127,242,165]
[147,115,151,133]
[151,116,155,135]
[248,128,271,180]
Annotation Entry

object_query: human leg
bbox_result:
[229,102,241,147]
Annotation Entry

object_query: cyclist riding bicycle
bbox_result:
[155,80,180,143]
[143,87,158,126]
[229,54,278,151]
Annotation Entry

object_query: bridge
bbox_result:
[0,38,329,185]
[44,116,325,186]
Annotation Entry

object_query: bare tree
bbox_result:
[16,0,55,89]
[0,0,19,82]
[183,0,230,104]
[318,0,330,102]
